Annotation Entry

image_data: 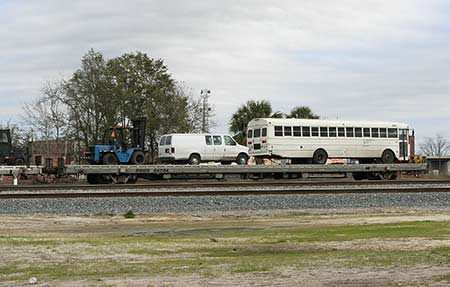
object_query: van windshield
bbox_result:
[165,136,172,145]
[159,136,166,145]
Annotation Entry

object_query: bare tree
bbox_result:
[420,134,450,156]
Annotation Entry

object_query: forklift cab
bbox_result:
[103,127,131,150]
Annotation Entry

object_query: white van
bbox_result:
[158,133,249,165]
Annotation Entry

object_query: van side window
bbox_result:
[224,135,237,146]
[247,129,253,138]
[254,129,261,138]
[205,135,212,145]
[159,136,166,145]
[274,126,283,136]
[213,136,222,145]
[165,136,172,145]
[262,128,267,137]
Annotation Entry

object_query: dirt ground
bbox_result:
[1,208,450,286]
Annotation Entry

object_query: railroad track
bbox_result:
[1,180,450,199]
[0,178,449,192]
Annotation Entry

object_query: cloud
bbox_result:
[0,0,449,143]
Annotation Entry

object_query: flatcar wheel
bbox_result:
[87,174,100,184]
[381,150,395,164]
[312,149,328,164]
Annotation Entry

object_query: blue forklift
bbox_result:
[88,118,147,165]
[86,118,147,184]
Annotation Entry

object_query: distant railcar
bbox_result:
[246,118,411,164]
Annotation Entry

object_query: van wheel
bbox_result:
[312,149,328,164]
[131,151,146,165]
[236,153,248,165]
[188,154,201,165]
[381,150,395,164]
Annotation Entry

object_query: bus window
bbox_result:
[262,128,267,137]
[213,136,222,145]
[302,126,310,137]
[329,127,337,137]
[274,126,283,136]
[247,129,253,138]
[380,128,387,138]
[293,126,301,137]
[388,128,398,138]
[371,128,379,138]
[346,127,354,137]
[254,129,261,138]
[159,136,166,145]
[284,126,292,136]
[205,135,212,145]
[320,127,328,137]
[338,127,345,137]
[363,128,370,137]
[355,128,362,137]
[311,127,319,137]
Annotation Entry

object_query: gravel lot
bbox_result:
[1,191,450,214]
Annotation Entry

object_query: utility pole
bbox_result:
[200,89,211,133]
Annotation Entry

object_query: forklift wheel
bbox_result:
[102,153,118,165]
[131,151,146,165]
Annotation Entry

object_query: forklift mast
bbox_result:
[131,117,146,149]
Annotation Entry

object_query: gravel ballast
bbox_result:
[1,191,450,214]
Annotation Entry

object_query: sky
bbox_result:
[0,0,449,144]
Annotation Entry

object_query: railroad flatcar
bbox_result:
[247,118,412,164]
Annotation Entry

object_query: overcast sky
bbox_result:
[0,0,449,142]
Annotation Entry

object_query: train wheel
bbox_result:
[381,150,395,164]
[131,151,146,165]
[236,153,248,165]
[312,149,328,164]
[102,153,118,165]
[188,154,201,165]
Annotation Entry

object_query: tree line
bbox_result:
[20,49,211,162]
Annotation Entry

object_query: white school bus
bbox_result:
[246,118,411,164]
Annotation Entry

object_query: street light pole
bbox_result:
[200,89,211,133]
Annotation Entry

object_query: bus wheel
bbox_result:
[312,149,328,164]
[188,154,201,165]
[381,150,395,164]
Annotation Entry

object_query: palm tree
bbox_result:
[229,100,282,144]
[288,106,319,119]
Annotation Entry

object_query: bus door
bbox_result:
[399,129,409,161]
[252,128,262,151]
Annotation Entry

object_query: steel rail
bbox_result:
[1,184,450,199]
[0,179,448,192]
